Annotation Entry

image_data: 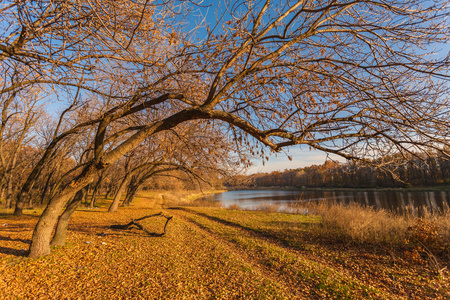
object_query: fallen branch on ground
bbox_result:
[110,212,173,237]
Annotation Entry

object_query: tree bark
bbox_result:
[88,186,98,209]
[40,170,54,205]
[5,177,14,208]
[26,181,37,209]
[4,152,18,209]
[89,170,106,208]
[108,174,130,212]
[0,183,6,206]
[28,166,96,258]
[51,188,87,246]
[83,184,92,206]
[15,177,39,215]
[105,182,116,199]
[28,192,75,257]
[14,190,27,215]
[122,184,138,207]
[4,188,11,209]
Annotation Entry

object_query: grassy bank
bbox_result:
[120,189,226,208]
[0,193,449,299]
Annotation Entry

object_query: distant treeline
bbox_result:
[225,153,450,189]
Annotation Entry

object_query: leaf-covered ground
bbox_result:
[0,195,448,299]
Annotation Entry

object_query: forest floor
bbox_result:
[0,193,449,299]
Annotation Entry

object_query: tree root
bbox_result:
[110,212,173,237]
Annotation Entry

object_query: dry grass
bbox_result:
[184,206,450,299]
[420,206,450,242]
[255,203,280,213]
[134,189,225,208]
[308,202,411,244]
[291,202,450,253]
[227,203,243,210]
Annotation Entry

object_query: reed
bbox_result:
[289,200,450,248]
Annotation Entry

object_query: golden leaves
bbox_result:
[167,32,177,46]
[1,194,449,299]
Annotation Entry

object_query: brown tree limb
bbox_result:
[110,212,173,237]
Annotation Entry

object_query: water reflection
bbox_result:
[201,190,450,214]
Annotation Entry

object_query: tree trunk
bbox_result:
[15,180,37,215]
[119,167,161,208]
[40,171,54,205]
[4,163,17,209]
[26,181,37,209]
[0,183,6,206]
[89,171,105,209]
[28,166,96,258]
[13,190,26,215]
[105,183,116,199]
[84,184,92,206]
[88,188,98,209]
[6,179,14,208]
[28,192,75,257]
[5,188,11,209]
[108,175,130,212]
[122,184,138,207]
[51,188,87,246]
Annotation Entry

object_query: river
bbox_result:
[201,189,450,214]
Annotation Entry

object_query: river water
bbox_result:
[201,189,450,214]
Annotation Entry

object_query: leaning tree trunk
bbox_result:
[39,171,54,205]
[84,184,92,206]
[29,191,77,257]
[51,188,87,246]
[88,188,98,209]
[28,167,96,258]
[14,173,40,216]
[122,184,138,207]
[108,174,130,212]
[89,172,104,209]
[105,182,116,199]
[120,167,159,208]
[14,180,37,213]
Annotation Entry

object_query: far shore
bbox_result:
[224,185,450,192]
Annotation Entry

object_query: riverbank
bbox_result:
[225,186,450,192]
[0,194,449,299]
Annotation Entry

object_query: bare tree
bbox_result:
[2,1,449,257]
[108,121,238,211]
[0,63,45,207]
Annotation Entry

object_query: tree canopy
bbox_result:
[0,0,449,257]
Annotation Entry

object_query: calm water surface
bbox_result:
[202,190,450,214]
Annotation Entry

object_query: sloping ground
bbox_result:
[173,207,449,299]
[0,196,448,299]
